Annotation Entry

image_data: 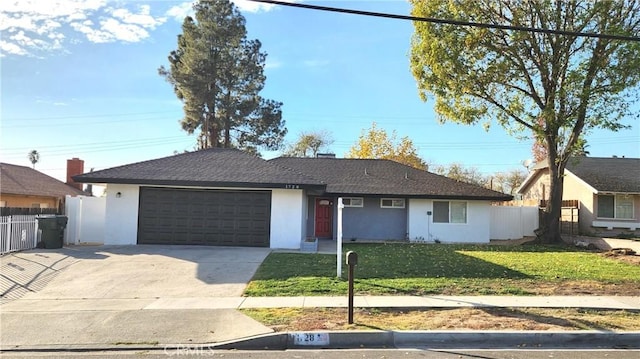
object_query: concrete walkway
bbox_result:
[3,295,638,312]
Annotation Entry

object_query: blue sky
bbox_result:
[2,0,638,183]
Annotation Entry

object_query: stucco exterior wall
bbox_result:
[521,171,550,201]
[270,189,305,249]
[0,194,58,209]
[408,199,491,243]
[562,172,596,234]
[104,184,140,245]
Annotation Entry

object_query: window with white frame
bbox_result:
[597,194,634,219]
[433,201,467,223]
[380,198,405,208]
[342,197,363,207]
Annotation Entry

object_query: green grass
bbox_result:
[244,243,640,296]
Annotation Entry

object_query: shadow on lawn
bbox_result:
[482,308,615,331]
[352,250,531,280]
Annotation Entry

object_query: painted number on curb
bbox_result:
[291,333,330,346]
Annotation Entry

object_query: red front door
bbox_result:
[314,198,333,238]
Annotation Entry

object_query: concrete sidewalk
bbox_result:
[2,295,638,312]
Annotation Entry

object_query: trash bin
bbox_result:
[37,215,68,249]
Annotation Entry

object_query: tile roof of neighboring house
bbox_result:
[0,163,86,198]
[270,157,512,200]
[565,157,640,193]
[73,148,324,188]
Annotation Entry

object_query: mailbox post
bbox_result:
[346,251,358,324]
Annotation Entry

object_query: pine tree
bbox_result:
[159,0,286,152]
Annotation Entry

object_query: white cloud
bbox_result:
[0,0,167,57]
[233,0,277,13]
[166,2,194,22]
[111,5,165,29]
[0,40,28,57]
[100,17,150,43]
[166,0,301,22]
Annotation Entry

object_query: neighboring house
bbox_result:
[518,156,640,236]
[0,159,87,212]
[73,149,512,249]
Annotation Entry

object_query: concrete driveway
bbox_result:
[2,245,270,301]
[0,245,273,348]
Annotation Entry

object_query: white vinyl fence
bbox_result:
[490,206,539,240]
[65,195,106,245]
[0,215,39,255]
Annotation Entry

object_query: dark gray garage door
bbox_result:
[138,187,271,247]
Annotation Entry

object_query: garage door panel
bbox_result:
[138,187,271,247]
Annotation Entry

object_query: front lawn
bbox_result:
[244,243,640,296]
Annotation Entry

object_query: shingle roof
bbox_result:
[0,163,86,198]
[270,157,512,200]
[73,148,324,188]
[565,157,640,193]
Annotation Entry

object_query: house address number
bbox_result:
[284,184,300,189]
[290,332,330,346]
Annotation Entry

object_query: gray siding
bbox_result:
[305,198,315,238]
[305,196,407,240]
[342,197,406,240]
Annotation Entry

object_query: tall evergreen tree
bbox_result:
[159,0,286,152]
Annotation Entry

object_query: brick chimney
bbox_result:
[66,158,84,190]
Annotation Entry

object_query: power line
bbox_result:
[248,0,640,42]
[2,116,183,129]
[3,110,180,122]
[1,136,192,158]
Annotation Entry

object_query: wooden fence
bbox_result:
[0,207,59,216]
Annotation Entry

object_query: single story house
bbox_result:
[73,149,512,249]
[518,156,640,236]
[0,160,87,213]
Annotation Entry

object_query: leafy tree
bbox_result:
[347,122,427,170]
[283,130,334,157]
[28,150,39,169]
[159,0,286,152]
[433,163,487,187]
[410,0,640,243]
[491,169,529,195]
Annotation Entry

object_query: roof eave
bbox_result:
[325,192,512,201]
[72,177,325,190]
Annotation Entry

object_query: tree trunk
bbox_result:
[540,143,565,244]
[224,119,231,147]
[208,120,219,148]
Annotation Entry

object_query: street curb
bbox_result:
[393,331,640,349]
[2,331,639,352]
[213,330,640,350]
